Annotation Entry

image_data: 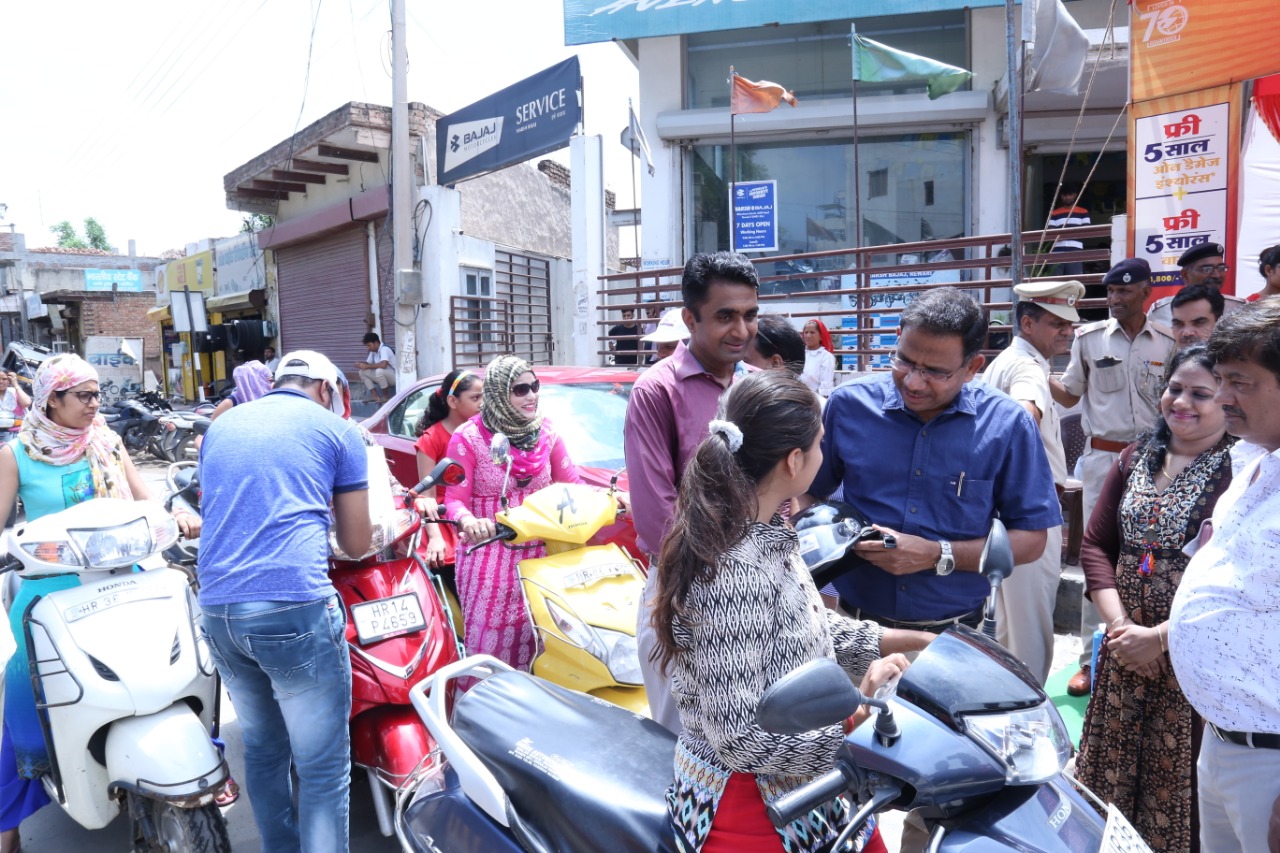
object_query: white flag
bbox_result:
[1023,0,1089,95]
[622,102,656,177]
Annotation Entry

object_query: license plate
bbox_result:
[561,562,633,589]
[63,586,168,623]
[1101,805,1154,853]
[351,593,426,644]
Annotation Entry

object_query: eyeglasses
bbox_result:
[889,352,963,383]
[1192,264,1229,274]
[511,379,541,398]
[59,389,102,404]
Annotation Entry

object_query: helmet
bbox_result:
[792,500,881,589]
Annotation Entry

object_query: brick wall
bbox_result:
[79,294,163,374]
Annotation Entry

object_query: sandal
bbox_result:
[215,777,240,807]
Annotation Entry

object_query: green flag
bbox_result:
[852,32,972,100]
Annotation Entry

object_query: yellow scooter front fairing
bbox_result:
[519,543,648,715]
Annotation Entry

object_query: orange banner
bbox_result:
[1127,85,1242,298]
[1131,0,1279,103]
[730,72,798,116]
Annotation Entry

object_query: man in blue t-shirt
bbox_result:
[198,350,370,853]
[802,287,1061,631]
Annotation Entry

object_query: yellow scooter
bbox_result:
[466,434,648,715]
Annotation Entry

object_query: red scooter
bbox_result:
[328,458,466,838]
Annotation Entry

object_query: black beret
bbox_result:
[1177,242,1226,267]
[1102,257,1151,286]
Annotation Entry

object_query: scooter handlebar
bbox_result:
[766,765,852,828]
[464,523,517,555]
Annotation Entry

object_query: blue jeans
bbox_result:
[200,596,351,853]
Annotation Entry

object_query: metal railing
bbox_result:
[597,224,1111,372]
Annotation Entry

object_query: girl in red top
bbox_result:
[414,369,483,567]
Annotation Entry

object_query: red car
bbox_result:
[361,366,643,560]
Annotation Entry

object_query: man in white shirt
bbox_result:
[355,332,395,404]
[1169,296,1280,852]
[981,279,1082,684]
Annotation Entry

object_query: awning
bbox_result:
[206,290,265,312]
[146,304,171,322]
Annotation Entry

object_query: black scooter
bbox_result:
[394,517,1135,853]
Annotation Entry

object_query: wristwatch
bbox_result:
[934,540,955,576]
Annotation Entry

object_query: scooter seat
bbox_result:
[453,670,678,853]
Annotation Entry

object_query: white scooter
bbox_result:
[0,498,230,852]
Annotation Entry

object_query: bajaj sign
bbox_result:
[437,57,582,185]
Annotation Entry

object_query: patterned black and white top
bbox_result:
[666,517,883,853]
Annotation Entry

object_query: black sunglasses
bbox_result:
[511,379,541,398]
[58,389,102,404]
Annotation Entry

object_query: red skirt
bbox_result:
[702,772,887,853]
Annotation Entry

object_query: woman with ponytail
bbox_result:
[414,369,483,568]
[652,370,928,853]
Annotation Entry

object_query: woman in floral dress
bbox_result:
[1075,345,1235,851]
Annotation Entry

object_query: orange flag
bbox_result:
[730,72,798,115]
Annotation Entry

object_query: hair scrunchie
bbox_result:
[708,419,744,453]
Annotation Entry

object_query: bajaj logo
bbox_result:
[443,116,504,176]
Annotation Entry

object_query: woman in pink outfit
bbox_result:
[444,355,584,671]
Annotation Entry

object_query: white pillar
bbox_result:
[416,184,463,378]
[571,135,606,366]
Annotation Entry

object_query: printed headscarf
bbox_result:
[480,355,543,451]
[232,361,274,404]
[18,354,132,500]
[807,318,834,354]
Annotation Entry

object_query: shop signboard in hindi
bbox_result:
[1133,101,1230,282]
[731,180,778,253]
[85,337,144,403]
[84,269,144,293]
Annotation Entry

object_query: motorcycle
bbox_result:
[462,433,647,713]
[154,411,209,464]
[101,392,170,457]
[395,519,1139,853]
[329,457,469,838]
[0,499,230,852]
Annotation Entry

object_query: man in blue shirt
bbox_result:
[803,287,1060,629]
[198,350,371,853]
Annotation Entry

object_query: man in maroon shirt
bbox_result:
[625,251,759,731]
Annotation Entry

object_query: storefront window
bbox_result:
[687,12,967,109]
[691,133,969,272]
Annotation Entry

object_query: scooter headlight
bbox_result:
[544,600,642,685]
[962,703,1072,784]
[66,514,178,569]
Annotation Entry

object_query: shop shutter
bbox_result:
[275,227,368,372]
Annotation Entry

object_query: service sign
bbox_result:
[1133,101,1230,274]
[437,57,582,185]
[730,180,777,252]
[85,336,144,403]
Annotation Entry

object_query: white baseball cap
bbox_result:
[274,350,346,415]
[641,307,691,344]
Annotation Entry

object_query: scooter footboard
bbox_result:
[105,703,227,805]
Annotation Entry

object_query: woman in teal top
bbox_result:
[0,354,198,853]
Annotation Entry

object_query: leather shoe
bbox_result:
[1066,666,1091,697]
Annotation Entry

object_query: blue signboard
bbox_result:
[731,180,777,253]
[564,0,1006,46]
[437,57,582,185]
[84,269,144,293]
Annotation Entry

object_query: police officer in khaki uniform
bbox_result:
[1147,242,1247,327]
[982,279,1084,684]
[1051,258,1176,695]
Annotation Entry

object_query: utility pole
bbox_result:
[1006,0,1023,286]
[391,0,415,389]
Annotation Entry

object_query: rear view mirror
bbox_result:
[979,519,1014,585]
[489,434,512,467]
[756,658,864,735]
[440,460,466,488]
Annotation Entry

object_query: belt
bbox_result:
[848,606,983,633]
[1090,437,1130,453]
[1209,723,1280,750]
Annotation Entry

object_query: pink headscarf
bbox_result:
[18,354,132,499]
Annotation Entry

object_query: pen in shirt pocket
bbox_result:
[953,471,966,497]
